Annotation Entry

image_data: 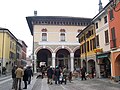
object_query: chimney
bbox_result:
[34,10,37,16]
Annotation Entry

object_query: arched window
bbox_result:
[41,28,47,32]
[60,29,65,32]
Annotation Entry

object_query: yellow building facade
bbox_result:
[77,24,96,74]
[0,28,17,73]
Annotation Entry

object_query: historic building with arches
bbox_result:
[26,16,91,72]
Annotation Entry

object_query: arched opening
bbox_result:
[74,49,80,70]
[56,49,70,69]
[115,54,120,76]
[99,57,111,78]
[88,59,95,74]
[36,49,52,68]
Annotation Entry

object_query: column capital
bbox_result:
[52,53,56,57]
[70,53,74,58]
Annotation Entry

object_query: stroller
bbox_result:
[59,73,63,84]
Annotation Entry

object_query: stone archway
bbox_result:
[74,49,80,70]
[88,59,95,73]
[56,49,70,69]
[115,54,120,76]
[36,49,52,68]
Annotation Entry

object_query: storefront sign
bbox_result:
[94,48,103,53]
[97,55,108,59]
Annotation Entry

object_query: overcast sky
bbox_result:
[0,0,109,57]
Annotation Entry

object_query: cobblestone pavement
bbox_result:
[32,78,120,90]
[0,75,120,90]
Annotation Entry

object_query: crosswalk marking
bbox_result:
[0,78,12,84]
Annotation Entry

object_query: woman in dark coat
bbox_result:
[47,66,53,84]
[27,66,33,84]
[12,65,17,89]
[54,66,61,84]
[81,67,86,80]
[23,67,28,89]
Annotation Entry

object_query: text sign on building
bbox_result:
[94,48,103,53]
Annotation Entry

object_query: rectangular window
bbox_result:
[96,35,99,46]
[84,43,86,53]
[109,9,114,20]
[96,22,98,29]
[104,16,107,24]
[42,33,47,41]
[104,30,109,44]
[87,41,89,52]
[111,27,116,48]
[78,38,81,43]
[82,44,84,53]
[93,38,96,49]
[60,33,65,41]
[91,29,93,35]
[90,40,93,51]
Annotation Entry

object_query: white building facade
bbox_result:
[26,16,91,72]
[92,3,111,78]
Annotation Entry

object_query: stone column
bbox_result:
[70,53,74,72]
[95,58,100,78]
[52,53,56,68]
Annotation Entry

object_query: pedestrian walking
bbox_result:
[54,66,61,84]
[2,67,6,75]
[27,66,33,84]
[23,67,28,89]
[11,65,17,89]
[68,71,72,83]
[47,66,54,85]
[62,66,68,84]
[41,67,45,79]
[80,67,86,80]
[15,66,24,90]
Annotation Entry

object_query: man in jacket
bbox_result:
[15,66,24,90]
